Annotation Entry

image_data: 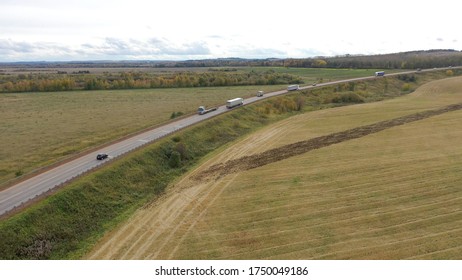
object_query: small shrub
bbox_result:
[168,151,181,168]
[19,239,53,259]
[295,96,305,111]
[175,142,188,160]
[402,83,411,91]
[397,74,416,82]
[170,111,184,119]
[331,92,365,104]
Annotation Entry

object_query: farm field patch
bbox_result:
[0,85,280,185]
[87,76,462,259]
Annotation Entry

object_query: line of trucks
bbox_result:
[197,97,244,115]
[197,85,300,115]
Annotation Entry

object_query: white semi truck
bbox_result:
[226,97,244,109]
[287,84,300,91]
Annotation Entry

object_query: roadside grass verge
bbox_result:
[0,70,458,259]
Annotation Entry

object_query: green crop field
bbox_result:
[87,76,462,259]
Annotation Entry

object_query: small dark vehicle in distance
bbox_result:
[96,153,108,160]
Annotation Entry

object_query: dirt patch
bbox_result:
[193,103,462,181]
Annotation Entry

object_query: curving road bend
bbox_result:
[0,68,454,216]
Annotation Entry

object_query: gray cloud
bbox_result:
[0,37,212,61]
[0,39,32,55]
[80,37,211,58]
[229,46,287,58]
[0,39,73,58]
[146,38,210,55]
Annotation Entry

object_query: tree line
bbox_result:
[0,71,303,93]
[281,50,462,69]
[138,49,462,69]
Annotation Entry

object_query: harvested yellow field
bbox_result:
[87,76,462,259]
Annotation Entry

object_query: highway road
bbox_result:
[0,68,456,216]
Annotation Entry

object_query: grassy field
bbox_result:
[0,67,394,186]
[87,76,462,259]
[249,67,402,84]
[0,84,283,186]
[0,70,459,259]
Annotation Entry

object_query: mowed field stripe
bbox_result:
[208,164,458,222]
[194,103,462,181]
[186,194,462,258]
[192,186,462,239]
[211,217,462,260]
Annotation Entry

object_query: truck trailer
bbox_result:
[226,98,244,109]
[287,84,300,91]
[197,106,217,115]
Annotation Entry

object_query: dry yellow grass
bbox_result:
[86,76,462,260]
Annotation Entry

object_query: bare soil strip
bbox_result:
[194,103,462,181]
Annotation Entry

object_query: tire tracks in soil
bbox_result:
[163,174,239,259]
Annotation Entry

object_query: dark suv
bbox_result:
[96,153,108,160]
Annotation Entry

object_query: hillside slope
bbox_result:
[87,76,462,259]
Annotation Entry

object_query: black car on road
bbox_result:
[96,153,108,160]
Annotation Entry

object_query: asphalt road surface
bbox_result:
[0,68,455,216]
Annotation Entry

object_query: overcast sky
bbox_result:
[0,0,460,61]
